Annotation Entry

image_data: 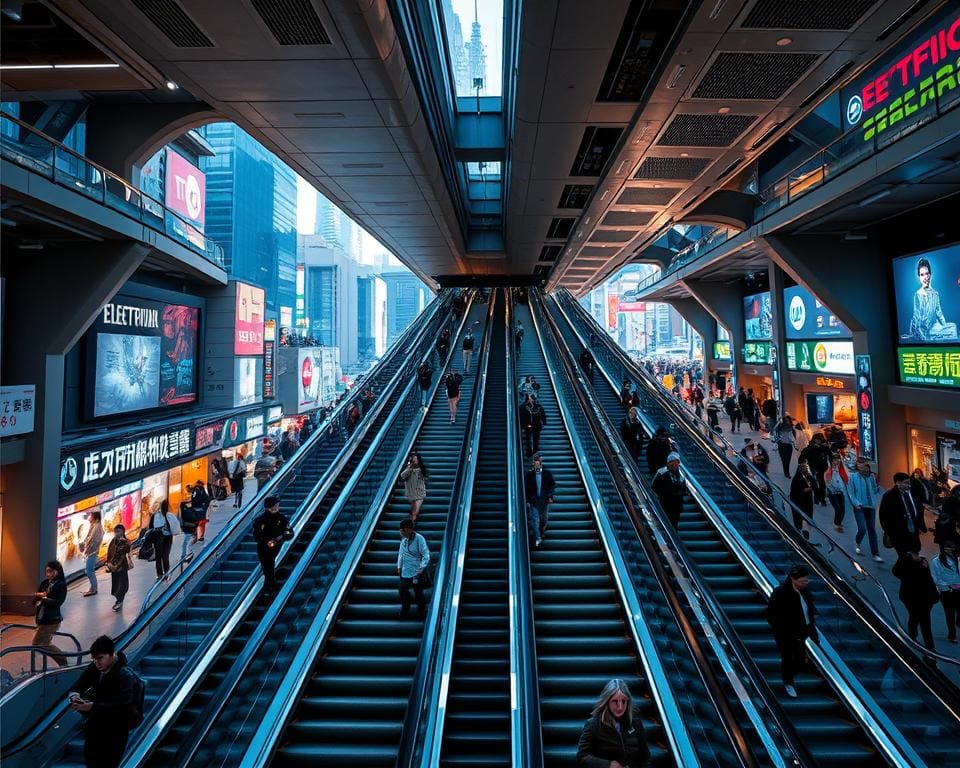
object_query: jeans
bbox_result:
[85,553,98,592]
[31,623,68,667]
[462,349,473,373]
[398,576,426,616]
[526,500,550,540]
[852,506,880,556]
[828,492,845,526]
[906,603,935,651]
[777,444,794,477]
[155,535,173,578]
[942,590,960,641]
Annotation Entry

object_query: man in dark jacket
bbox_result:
[879,472,927,556]
[766,565,818,698]
[69,634,138,768]
[519,394,547,457]
[645,427,673,476]
[252,496,294,596]
[189,482,211,542]
[800,435,831,505]
[417,360,433,407]
[651,452,686,528]
[619,407,645,463]
[578,347,595,384]
[524,453,555,548]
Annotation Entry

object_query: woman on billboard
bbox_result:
[909,257,956,341]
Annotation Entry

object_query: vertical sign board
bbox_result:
[263,340,275,399]
[235,282,265,355]
[0,385,35,437]
[856,355,877,461]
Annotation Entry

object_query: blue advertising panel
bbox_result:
[783,285,852,339]
[892,243,960,345]
[743,291,772,341]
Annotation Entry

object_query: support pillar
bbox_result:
[668,296,716,361]
[1,242,147,611]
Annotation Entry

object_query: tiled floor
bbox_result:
[1,476,257,682]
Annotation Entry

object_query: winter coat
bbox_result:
[576,713,650,768]
[400,466,427,502]
[35,576,67,625]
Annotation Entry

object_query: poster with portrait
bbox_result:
[743,291,772,341]
[892,244,959,344]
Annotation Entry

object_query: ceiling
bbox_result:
[2,0,949,291]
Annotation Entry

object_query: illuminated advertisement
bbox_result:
[712,341,732,361]
[841,5,960,142]
[235,282,266,355]
[298,348,323,408]
[783,285,851,339]
[938,433,960,487]
[785,340,855,375]
[234,357,264,407]
[805,394,857,426]
[164,149,205,229]
[264,340,275,399]
[898,347,960,389]
[607,292,619,330]
[856,355,877,461]
[743,291,772,341]
[57,481,142,578]
[892,244,959,345]
[89,296,199,419]
[742,341,772,365]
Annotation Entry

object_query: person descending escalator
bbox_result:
[519,394,547,457]
[578,347,595,385]
[417,360,433,408]
[765,564,819,699]
[252,496,293,598]
[576,678,650,767]
[515,321,525,355]
[652,452,686,529]
[524,453,555,549]
[645,427,673,477]
[397,518,431,619]
[619,407,645,464]
[444,368,464,424]
[620,380,633,408]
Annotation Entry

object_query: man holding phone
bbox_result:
[252,496,294,596]
[69,635,137,768]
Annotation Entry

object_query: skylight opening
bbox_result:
[466,161,501,180]
[439,0,504,101]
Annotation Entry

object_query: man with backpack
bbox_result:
[69,634,144,768]
[189,482,210,542]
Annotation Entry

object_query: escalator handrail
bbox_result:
[234,297,481,768]
[400,291,497,767]
[118,298,460,766]
[0,293,451,759]
[539,290,822,768]
[556,289,960,670]
[506,291,545,768]
[527,295,707,768]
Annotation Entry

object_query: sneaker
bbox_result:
[82,590,97,597]
[112,602,122,612]
[784,684,798,698]
[872,555,884,563]
[834,525,844,533]
[855,546,862,555]
[534,538,542,548]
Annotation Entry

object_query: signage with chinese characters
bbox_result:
[264,340,275,399]
[815,376,848,390]
[195,419,225,451]
[742,341,772,365]
[0,385,35,437]
[856,355,877,461]
[235,282,265,355]
[898,346,960,389]
[785,340,855,375]
[60,426,194,497]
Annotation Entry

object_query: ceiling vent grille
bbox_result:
[589,230,635,243]
[130,0,213,47]
[634,156,710,179]
[601,211,654,226]
[657,114,757,146]
[570,127,624,176]
[558,184,595,209]
[539,245,562,262]
[693,52,819,99]
[617,187,680,205]
[742,0,876,30]
[546,217,576,239]
[250,0,332,45]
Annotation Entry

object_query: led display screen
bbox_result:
[743,291,772,341]
[742,341,772,365]
[892,244,960,346]
[235,282,266,355]
[783,285,852,339]
[897,347,960,389]
[234,357,263,407]
[89,296,199,418]
[712,341,732,360]
[785,340,855,375]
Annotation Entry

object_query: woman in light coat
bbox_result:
[400,452,429,523]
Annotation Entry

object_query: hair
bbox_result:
[788,564,810,580]
[113,524,126,534]
[590,678,634,728]
[795,421,805,430]
[627,407,638,419]
[264,496,280,510]
[45,560,65,581]
[917,257,932,276]
[89,635,116,656]
[159,500,170,514]
[938,542,959,571]
[408,452,429,479]
[893,472,910,483]
[400,518,415,531]
[912,468,924,477]
[89,510,102,522]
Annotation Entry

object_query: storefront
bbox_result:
[787,373,857,427]
[196,407,271,491]
[904,411,960,490]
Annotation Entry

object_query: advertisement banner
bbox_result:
[841,5,960,142]
[712,341,732,361]
[59,425,194,498]
[164,149,206,229]
[856,355,877,461]
[742,341,772,365]
[234,357,264,407]
[607,293,619,330]
[785,340,855,375]
[743,291,772,341]
[235,282,266,355]
[264,340,275,399]
[897,346,960,389]
[89,296,199,419]
[298,348,322,408]
[0,384,35,437]
[891,244,959,345]
[783,285,852,339]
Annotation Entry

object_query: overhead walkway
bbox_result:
[1,293,452,768]
[547,289,960,768]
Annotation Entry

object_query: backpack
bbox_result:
[127,668,146,729]
[138,530,158,561]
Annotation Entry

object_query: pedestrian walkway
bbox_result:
[677,400,959,680]
[0,475,258,682]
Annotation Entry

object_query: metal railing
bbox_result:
[633,226,738,293]
[0,112,225,269]
[0,625,84,691]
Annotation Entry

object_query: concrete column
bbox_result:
[767,262,793,416]
[759,233,904,479]
[682,279,746,360]
[1,242,147,611]
[668,296,716,361]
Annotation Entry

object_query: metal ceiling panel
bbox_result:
[616,186,681,205]
[129,0,213,47]
[741,0,878,30]
[633,156,711,179]
[692,52,820,100]
[601,210,655,226]
[656,113,758,146]
[249,0,331,46]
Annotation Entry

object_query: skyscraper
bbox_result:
[381,269,427,347]
[440,0,471,95]
[201,123,297,314]
[298,234,360,367]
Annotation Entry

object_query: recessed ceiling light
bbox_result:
[680,152,690,158]
[718,106,731,114]
[165,80,178,90]
[653,183,661,188]
[776,37,793,46]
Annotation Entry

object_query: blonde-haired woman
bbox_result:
[576,678,650,767]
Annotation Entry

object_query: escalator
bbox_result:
[513,302,670,767]
[548,292,960,767]
[258,302,488,766]
[439,293,510,766]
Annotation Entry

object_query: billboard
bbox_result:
[785,340,855,375]
[235,282,266,355]
[897,347,960,389]
[742,341,772,365]
[712,340,732,361]
[89,297,199,419]
[783,285,851,339]
[856,355,877,460]
[743,291,772,341]
[164,149,206,229]
[298,348,322,408]
[892,244,959,345]
[234,357,263,407]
